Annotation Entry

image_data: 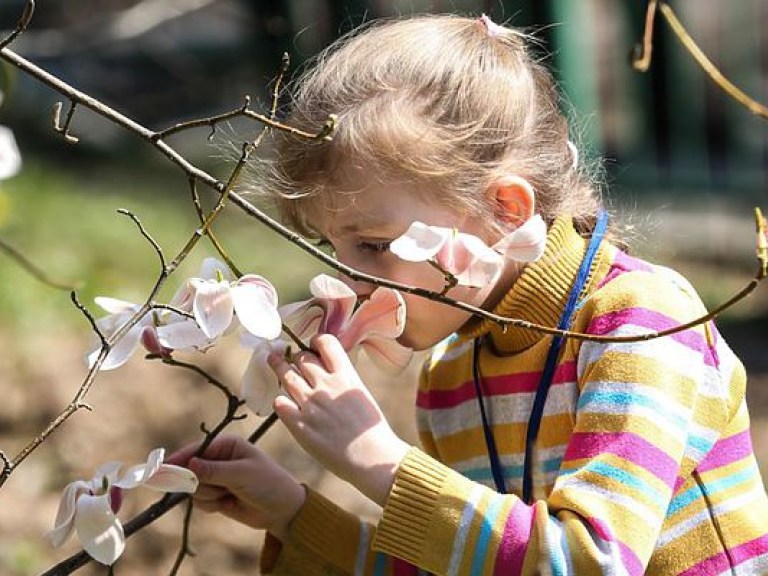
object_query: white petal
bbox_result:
[44,480,91,547]
[231,283,282,340]
[88,325,144,371]
[141,465,198,493]
[156,320,212,350]
[492,214,548,262]
[114,449,163,490]
[389,222,449,262]
[75,494,125,565]
[308,275,357,334]
[0,125,21,180]
[241,341,286,416]
[198,257,232,281]
[192,281,234,339]
[94,297,139,315]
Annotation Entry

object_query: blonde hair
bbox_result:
[266,14,603,238]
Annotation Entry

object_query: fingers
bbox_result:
[310,334,354,373]
[269,354,313,406]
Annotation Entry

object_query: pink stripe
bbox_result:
[417,362,576,409]
[585,308,715,366]
[596,252,655,290]
[697,429,754,473]
[587,517,644,575]
[679,534,768,575]
[565,432,679,487]
[392,558,419,575]
[494,499,535,576]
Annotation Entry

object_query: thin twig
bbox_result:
[0,0,35,50]
[52,100,80,143]
[0,236,77,290]
[117,209,167,270]
[168,494,195,576]
[632,1,768,119]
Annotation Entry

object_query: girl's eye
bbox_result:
[358,241,391,253]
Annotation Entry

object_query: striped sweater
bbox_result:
[263,216,768,575]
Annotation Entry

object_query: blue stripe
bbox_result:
[548,517,568,576]
[668,463,757,515]
[373,552,388,576]
[687,433,714,456]
[578,389,687,431]
[470,492,505,575]
[463,457,563,483]
[560,460,668,510]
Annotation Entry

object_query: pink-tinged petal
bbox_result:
[87,324,144,371]
[198,257,232,281]
[114,448,164,490]
[168,280,194,311]
[435,231,482,277]
[156,320,212,351]
[45,480,91,547]
[241,340,287,416]
[74,494,125,565]
[359,335,413,374]
[231,283,282,340]
[452,235,503,287]
[192,280,234,339]
[309,274,357,334]
[142,464,198,493]
[279,300,322,340]
[389,222,449,262]
[94,297,139,315]
[140,325,169,356]
[492,214,548,262]
[0,125,21,180]
[337,288,406,350]
[237,275,279,308]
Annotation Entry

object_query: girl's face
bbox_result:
[311,178,519,351]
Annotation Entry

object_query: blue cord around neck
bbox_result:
[472,211,608,499]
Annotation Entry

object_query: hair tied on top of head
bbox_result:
[478,14,505,38]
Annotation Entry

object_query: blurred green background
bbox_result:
[0,1,767,574]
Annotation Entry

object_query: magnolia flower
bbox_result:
[241,274,412,416]
[389,215,548,288]
[157,257,282,349]
[86,297,159,370]
[0,124,21,180]
[45,448,198,565]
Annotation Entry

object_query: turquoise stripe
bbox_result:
[463,457,563,483]
[578,389,687,430]
[560,460,668,510]
[470,492,506,575]
[687,433,714,456]
[373,552,388,576]
[548,517,568,576]
[668,463,757,515]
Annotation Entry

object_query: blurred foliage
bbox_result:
[0,155,330,337]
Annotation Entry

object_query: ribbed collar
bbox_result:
[460,215,611,355]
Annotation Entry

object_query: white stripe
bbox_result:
[657,485,765,547]
[560,478,661,528]
[429,336,474,365]
[729,551,768,575]
[354,522,369,576]
[578,324,707,382]
[447,485,485,576]
[418,382,578,438]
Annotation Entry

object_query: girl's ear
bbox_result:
[487,175,535,226]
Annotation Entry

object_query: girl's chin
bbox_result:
[397,330,448,352]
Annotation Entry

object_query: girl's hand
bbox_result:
[167,435,305,541]
[269,334,410,506]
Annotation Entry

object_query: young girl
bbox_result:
[170,14,768,575]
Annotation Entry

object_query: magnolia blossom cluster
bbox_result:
[45,448,197,565]
[389,214,547,287]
